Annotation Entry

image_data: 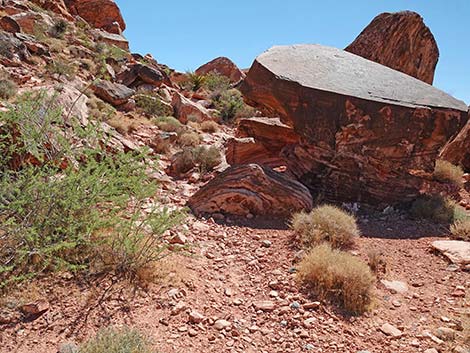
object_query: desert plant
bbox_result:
[193,145,222,172]
[434,159,464,187]
[367,249,387,275]
[79,327,155,353]
[0,92,185,290]
[136,94,173,117]
[88,95,116,121]
[450,219,470,241]
[410,195,465,224]
[200,120,219,133]
[291,205,360,249]
[0,78,17,100]
[178,131,201,147]
[50,19,68,39]
[203,72,231,92]
[153,116,182,133]
[169,148,195,175]
[46,59,77,79]
[184,71,206,91]
[297,244,375,314]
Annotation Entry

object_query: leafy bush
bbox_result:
[410,195,465,224]
[297,244,375,314]
[193,145,222,172]
[0,92,184,290]
[80,327,155,353]
[50,19,68,39]
[291,205,359,249]
[0,78,17,99]
[178,131,201,147]
[450,219,470,241]
[200,120,219,133]
[153,116,182,133]
[183,71,206,91]
[136,94,173,117]
[203,72,231,92]
[212,89,246,121]
[434,159,464,187]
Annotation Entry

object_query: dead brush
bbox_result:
[297,244,375,315]
[434,159,464,187]
[200,120,219,133]
[367,249,387,275]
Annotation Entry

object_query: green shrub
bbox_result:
[0,92,184,290]
[200,120,219,133]
[450,219,470,241]
[80,327,155,353]
[46,59,77,79]
[153,116,182,133]
[193,145,222,172]
[203,72,230,92]
[50,19,68,39]
[183,71,206,91]
[434,159,464,187]
[0,78,17,99]
[212,89,245,121]
[136,94,173,117]
[177,131,201,147]
[410,195,465,224]
[297,244,375,314]
[291,205,360,249]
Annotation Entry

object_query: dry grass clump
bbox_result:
[367,249,387,275]
[410,195,464,224]
[0,77,17,99]
[291,205,359,249]
[434,159,464,187]
[79,327,155,353]
[178,131,201,147]
[450,219,470,241]
[153,116,182,133]
[107,115,151,135]
[200,120,219,133]
[297,244,375,314]
[193,145,222,172]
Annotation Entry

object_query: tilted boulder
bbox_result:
[195,56,245,83]
[171,92,213,123]
[188,164,313,217]
[440,108,470,171]
[65,0,126,33]
[92,79,135,108]
[117,62,170,88]
[240,44,467,206]
[225,137,285,168]
[346,11,439,85]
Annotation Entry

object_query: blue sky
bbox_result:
[115,1,469,104]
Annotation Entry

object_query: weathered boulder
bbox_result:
[225,137,285,168]
[188,164,313,217]
[117,63,170,88]
[195,56,245,83]
[346,11,439,85]
[240,44,467,206]
[440,108,470,171]
[65,0,125,32]
[92,29,129,51]
[92,79,134,107]
[30,0,73,20]
[172,91,213,123]
[432,240,470,268]
[0,16,20,33]
[0,31,30,63]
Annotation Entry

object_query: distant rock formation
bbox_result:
[196,57,245,83]
[346,11,439,85]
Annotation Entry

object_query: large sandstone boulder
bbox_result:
[440,108,470,171]
[432,240,470,268]
[345,11,439,85]
[92,79,134,108]
[240,44,467,206]
[65,0,125,32]
[117,62,170,88]
[188,164,313,217]
[195,57,245,83]
[172,92,213,123]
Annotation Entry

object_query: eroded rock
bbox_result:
[172,91,213,123]
[196,56,245,83]
[65,0,126,32]
[432,240,470,267]
[346,11,439,84]
[92,79,134,107]
[440,108,470,171]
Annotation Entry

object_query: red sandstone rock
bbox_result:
[240,44,467,206]
[440,108,470,171]
[346,11,439,84]
[65,0,125,32]
[0,16,20,33]
[30,0,73,20]
[195,56,245,83]
[92,79,135,107]
[172,91,213,124]
[188,164,313,217]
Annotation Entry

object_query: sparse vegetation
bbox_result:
[0,92,184,291]
[88,95,116,121]
[291,205,360,249]
[0,77,17,100]
[434,159,464,187]
[136,94,173,117]
[297,244,375,314]
[203,72,231,92]
[410,195,465,224]
[450,219,470,241]
[200,120,219,133]
[79,327,155,353]
[212,89,245,121]
[46,59,77,79]
[170,148,195,175]
[153,116,182,133]
[367,249,387,275]
[50,19,69,39]
[178,131,201,147]
[193,145,222,172]
[184,71,206,91]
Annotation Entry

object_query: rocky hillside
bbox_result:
[0,1,469,353]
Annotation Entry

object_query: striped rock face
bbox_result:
[239,44,468,206]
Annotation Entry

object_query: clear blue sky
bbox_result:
[115,0,469,105]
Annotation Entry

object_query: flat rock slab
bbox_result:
[432,240,470,267]
[380,280,408,294]
[187,164,313,217]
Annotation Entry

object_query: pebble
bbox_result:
[434,327,455,341]
[290,301,301,309]
[380,280,408,294]
[188,311,205,324]
[262,240,272,248]
[214,319,231,330]
[253,301,276,312]
[380,323,402,338]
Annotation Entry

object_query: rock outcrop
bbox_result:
[92,79,135,108]
[440,108,470,171]
[30,0,73,20]
[345,11,439,85]
[195,57,245,83]
[117,62,170,88]
[432,240,470,269]
[172,92,213,123]
[240,44,467,206]
[65,0,126,33]
[188,164,313,217]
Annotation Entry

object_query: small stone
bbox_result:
[303,302,320,310]
[253,301,276,312]
[424,349,439,353]
[189,311,205,324]
[232,298,243,306]
[269,290,279,298]
[434,327,456,341]
[303,318,316,328]
[380,280,408,294]
[171,301,187,316]
[290,301,301,309]
[58,342,79,353]
[305,344,315,351]
[21,300,49,315]
[380,323,402,338]
[224,288,233,297]
[188,328,198,337]
[262,240,272,248]
[169,233,187,245]
[214,319,231,330]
